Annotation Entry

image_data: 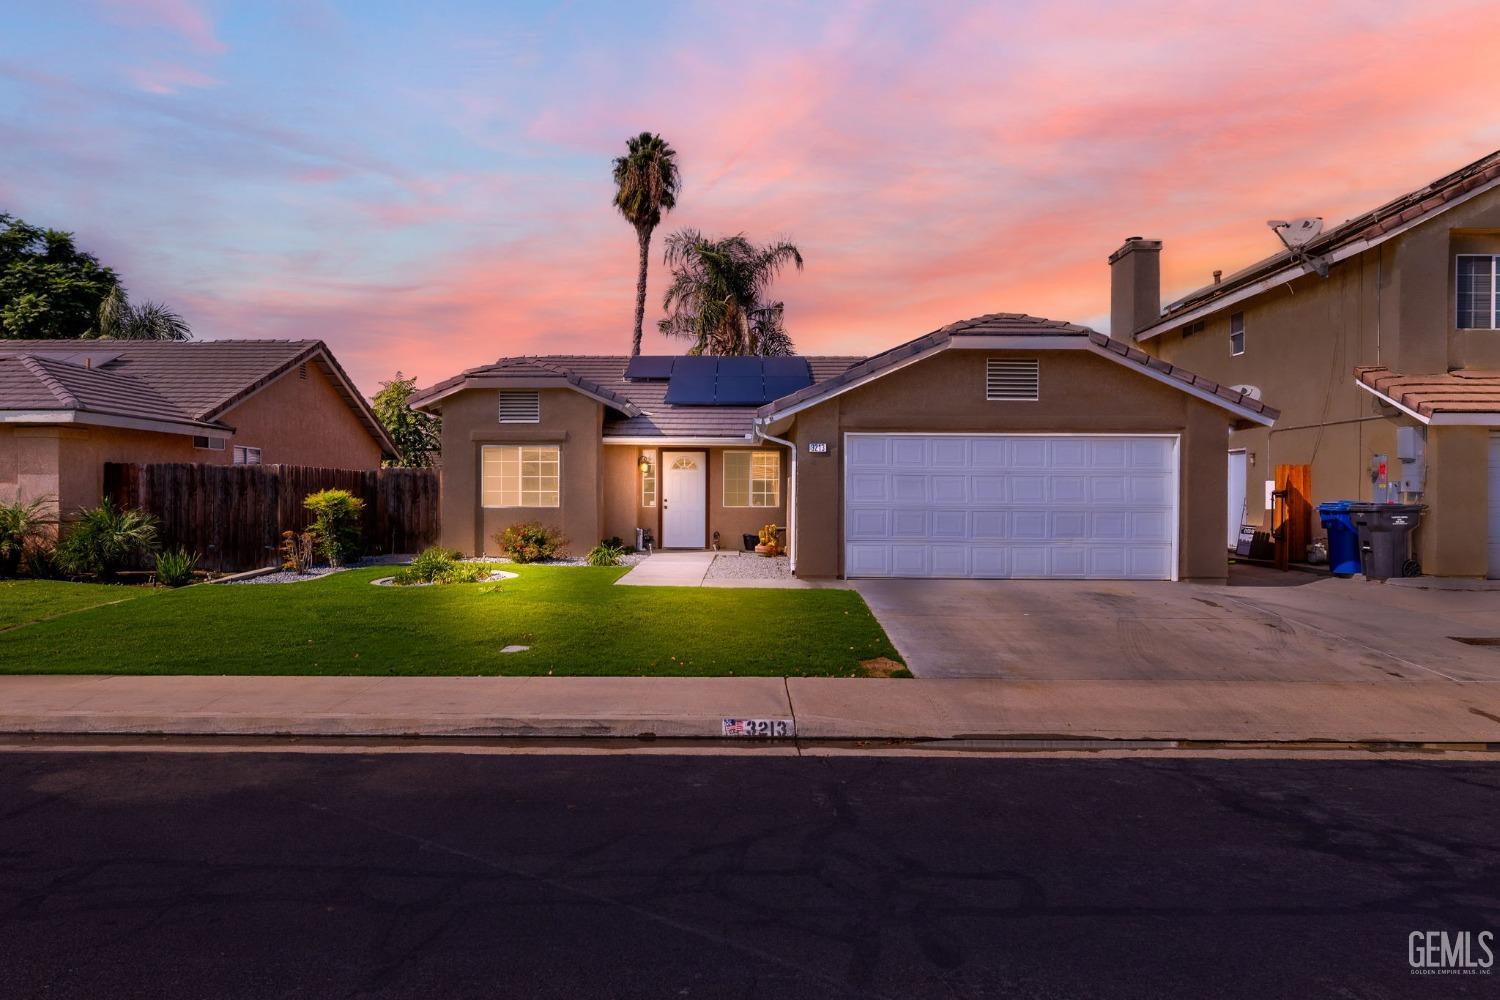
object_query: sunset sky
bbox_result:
[5,1,1500,393]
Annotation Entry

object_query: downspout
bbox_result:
[752,423,797,573]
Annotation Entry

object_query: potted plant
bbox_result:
[754,523,780,557]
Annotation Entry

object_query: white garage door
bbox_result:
[844,434,1178,580]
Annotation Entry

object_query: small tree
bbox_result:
[372,372,441,468]
[303,489,364,567]
[0,497,55,577]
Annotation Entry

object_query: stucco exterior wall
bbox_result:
[1,362,384,520]
[1144,187,1500,575]
[436,387,604,558]
[783,348,1236,581]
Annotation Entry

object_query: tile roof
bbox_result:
[1154,149,1500,327]
[1355,366,1500,419]
[412,354,862,439]
[755,313,1278,423]
[0,339,395,451]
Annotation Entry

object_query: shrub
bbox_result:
[303,489,364,566]
[55,500,160,579]
[279,529,320,573]
[391,546,490,586]
[153,547,198,587]
[494,521,567,563]
[0,496,54,577]
[585,541,627,567]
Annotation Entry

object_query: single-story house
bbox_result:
[415,314,1278,581]
[0,339,397,517]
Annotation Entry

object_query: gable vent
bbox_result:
[986,358,1040,401]
[498,390,541,423]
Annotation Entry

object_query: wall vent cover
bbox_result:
[498,390,541,423]
[986,359,1040,401]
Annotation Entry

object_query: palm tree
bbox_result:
[612,132,681,356]
[657,230,803,356]
[94,286,191,340]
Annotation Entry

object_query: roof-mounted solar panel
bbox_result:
[761,357,810,378]
[663,356,718,404]
[623,355,676,381]
[660,355,815,405]
[714,375,765,405]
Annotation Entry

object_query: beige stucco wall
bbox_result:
[435,387,604,558]
[782,348,1237,581]
[0,362,385,520]
[1144,187,1500,575]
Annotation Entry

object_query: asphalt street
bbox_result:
[1,750,1496,999]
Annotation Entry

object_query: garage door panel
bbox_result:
[847,436,889,466]
[845,433,1178,580]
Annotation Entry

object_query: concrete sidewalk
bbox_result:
[1,675,1498,743]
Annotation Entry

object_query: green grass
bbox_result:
[0,579,153,630]
[0,566,906,677]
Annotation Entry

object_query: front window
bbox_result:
[723,450,780,508]
[1457,254,1499,329]
[232,445,261,465]
[1229,312,1246,356]
[482,445,559,507]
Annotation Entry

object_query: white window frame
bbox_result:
[640,451,657,508]
[481,444,560,508]
[193,436,226,451]
[232,445,261,465]
[498,390,541,424]
[723,450,781,508]
[1229,312,1246,356]
[1456,254,1500,330]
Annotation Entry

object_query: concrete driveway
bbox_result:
[853,566,1500,682]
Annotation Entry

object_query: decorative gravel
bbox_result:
[706,552,792,581]
[224,554,412,585]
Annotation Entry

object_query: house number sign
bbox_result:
[722,718,796,737]
[807,442,828,454]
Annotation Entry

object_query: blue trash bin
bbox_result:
[1317,501,1361,576]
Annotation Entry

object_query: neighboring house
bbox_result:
[1114,148,1500,579]
[0,340,397,518]
[414,314,1274,581]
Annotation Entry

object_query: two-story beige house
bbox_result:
[1112,150,1500,579]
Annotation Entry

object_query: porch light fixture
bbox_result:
[638,454,653,474]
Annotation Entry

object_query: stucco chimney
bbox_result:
[1108,237,1162,337]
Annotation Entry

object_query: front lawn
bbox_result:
[0,566,905,677]
[0,579,152,630]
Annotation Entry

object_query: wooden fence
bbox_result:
[104,463,440,571]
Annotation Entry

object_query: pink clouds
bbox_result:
[100,0,225,55]
[125,61,220,94]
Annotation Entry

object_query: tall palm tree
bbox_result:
[612,132,681,356]
[94,286,191,341]
[657,230,803,356]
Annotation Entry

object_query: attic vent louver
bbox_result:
[498,390,541,423]
[986,358,1040,401]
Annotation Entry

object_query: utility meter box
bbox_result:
[1395,426,1426,495]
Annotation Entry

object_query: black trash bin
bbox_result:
[1348,502,1425,580]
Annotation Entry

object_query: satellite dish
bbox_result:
[1230,383,1262,400]
[1268,217,1323,249]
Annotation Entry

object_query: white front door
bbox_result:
[663,451,707,548]
[843,434,1179,580]
[1487,433,1500,579]
[1227,449,1248,549]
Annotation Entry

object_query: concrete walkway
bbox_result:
[1,674,1498,743]
[614,552,715,586]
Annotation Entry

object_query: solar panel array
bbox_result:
[660,356,813,405]
[623,355,676,381]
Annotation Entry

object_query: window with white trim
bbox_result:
[1457,254,1499,329]
[985,358,1039,401]
[723,451,780,508]
[193,436,225,451]
[498,390,541,423]
[640,453,656,507]
[482,445,559,507]
[1229,312,1246,356]
[232,445,261,465]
